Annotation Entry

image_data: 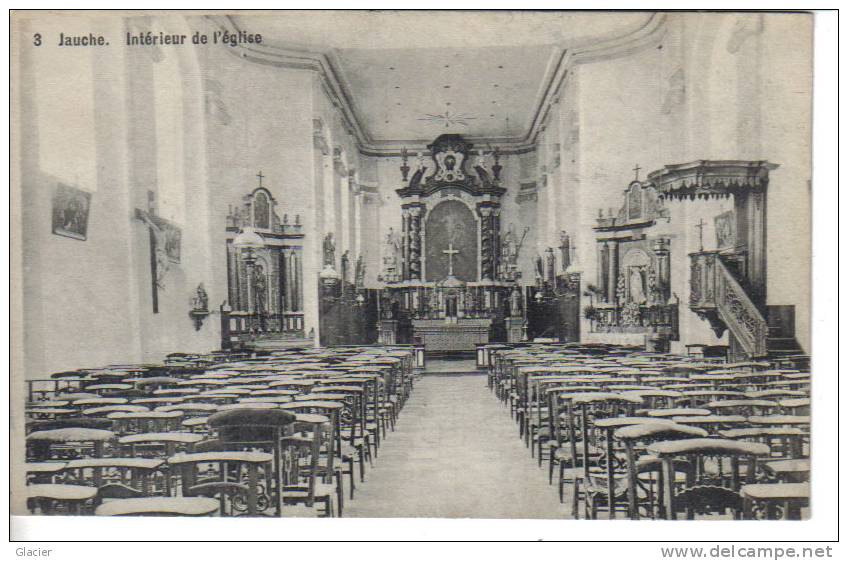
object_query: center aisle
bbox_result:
[346,374,571,518]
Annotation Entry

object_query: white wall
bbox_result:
[529,12,811,352]
[17,15,326,378]
[15,12,812,379]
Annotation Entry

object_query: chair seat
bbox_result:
[282,482,335,499]
[26,462,67,474]
[95,497,219,516]
[554,446,602,460]
[741,483,810,501]
[66,457,164,470]
[118,432,204,445]
[27,484,97,501]
[27,428,115,442]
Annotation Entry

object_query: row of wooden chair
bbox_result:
[485,343,810,520]
[24,345,418,517]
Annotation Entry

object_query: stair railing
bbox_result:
[689,251,768,357]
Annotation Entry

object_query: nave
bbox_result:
[23,342,810,520]
[346,374,569,519]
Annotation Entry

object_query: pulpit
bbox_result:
[377,134,521,352]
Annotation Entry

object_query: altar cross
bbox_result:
[256,170,265,188]
[443,242,460,277]
[695,218,706,251]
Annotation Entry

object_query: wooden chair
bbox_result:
[26,462,67,484]
[569,392,644,519]
[720,427,806,459]
[206,408,298,516]
[761,459,810,483]
[647,438,770,519]
[62,457,166,499]
[613,422,708,519]
[26,427,114,461]
[705,399,779,416]
[168,450,275,516]
[26,484,97,515]
[107,410,184,434]
[741,482,809,520]
[280,400,345,516]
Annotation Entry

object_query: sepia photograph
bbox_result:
[7,6,837,546]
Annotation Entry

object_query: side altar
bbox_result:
[377,134,527,352]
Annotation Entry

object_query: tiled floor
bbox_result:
[346,375,571,518]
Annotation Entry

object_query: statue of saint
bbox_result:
[252,264,267,314]
[340,250,350,283]
[429,288,440,316]
[535,254,545,280]
[475,150,490,171]
[382,228,402,281]
[502,225,515,265]
[559,231,571,270]
[509,286,522,317]
[323,233,336,268]
[193,283,209,311]
[465,287,476,315]
[629,267,647,304]
[355,254,366,288]
[545,248,556,282]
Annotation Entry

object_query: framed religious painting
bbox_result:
[714,210,736,250]
[51,183,92,241]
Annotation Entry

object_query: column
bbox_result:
[332,147,345,251]
[352,186,362,263]
[401,208,410,280]
[340,167,351,255]
[607,240,618,304]
[653,238,671,302]
[407,205,423,280]
[493,207,502,279]
[746,191,767,304]
[477,203,501,282]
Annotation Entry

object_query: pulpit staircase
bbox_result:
[689,252,805,363]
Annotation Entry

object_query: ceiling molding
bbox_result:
[206,13,667,157]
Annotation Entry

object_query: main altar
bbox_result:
[377,134,526,352]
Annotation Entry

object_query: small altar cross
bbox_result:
[443,242,460,277]
[256,170,265,188]
[695,218,706,251]
[633,164,641,181]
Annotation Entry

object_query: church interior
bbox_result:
[14,11,813,521]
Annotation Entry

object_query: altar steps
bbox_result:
[423,356,486,376]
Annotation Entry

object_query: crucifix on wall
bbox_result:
[134,190,184,314]
[135,191,165,313]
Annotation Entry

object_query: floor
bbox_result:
[346,375,571,518]
[421,357,481,374]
